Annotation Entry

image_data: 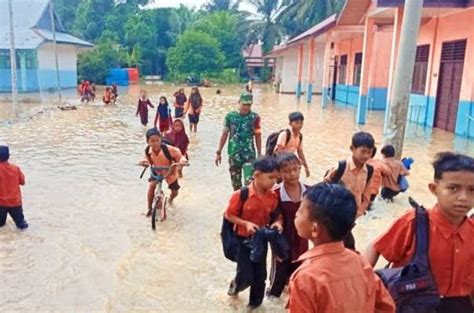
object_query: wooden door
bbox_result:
[434,40,466,132]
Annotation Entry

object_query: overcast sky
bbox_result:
[147,0,255,13]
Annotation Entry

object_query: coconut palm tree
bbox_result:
[203,0,241,12]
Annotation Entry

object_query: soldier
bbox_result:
[215,92,262,190]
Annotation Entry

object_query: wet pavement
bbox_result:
[0,84,473,312]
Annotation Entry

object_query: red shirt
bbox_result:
[0,162,25,207]
[225,183,279,237]
[373,205,474,297]
[288,242,395,313]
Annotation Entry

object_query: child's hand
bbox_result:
[305,167,311,178]
[270,221,283,233]
[138,160,149,167]
[245,222,259,235]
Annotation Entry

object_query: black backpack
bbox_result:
[327,160,374,185]
[265,129,303,156]
[145,144,175,164]
[220,187,249,262]
[376,197,440,313]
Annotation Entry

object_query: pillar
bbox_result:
[321,32,332,108]
[306,38,316,102]
[356,18,375,124]
[296,43,304,98]
[384,7,403,132]
[20,52,27,92]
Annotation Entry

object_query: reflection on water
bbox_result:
[0,85,473,312]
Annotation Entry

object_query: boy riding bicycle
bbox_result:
[138,128,188,216]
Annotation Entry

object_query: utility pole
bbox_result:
[385,0,424,159]
[8,0,18,118]
[49,0,62,103]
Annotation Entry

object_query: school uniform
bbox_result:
[367,159,389,201]
[325,158,374,249]
[274,129,302,155]
[287,242,396,313]
[144,145,186,190]
[380,157,408,200]
[0,162,28,228]
[373,205,474,313]
[225,183,279,307]
[267,182,308,297]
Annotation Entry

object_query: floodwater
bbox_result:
[0,84,473,312]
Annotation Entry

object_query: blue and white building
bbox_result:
[0,0,93,92]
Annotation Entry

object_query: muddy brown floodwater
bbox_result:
[0,84,473,312]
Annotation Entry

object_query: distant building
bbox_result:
[242,44,274,80]
[0,0,93,92]
[267,1,474,138]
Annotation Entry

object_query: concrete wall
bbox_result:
[407,8,474,137]
[37,43,78,89]
[280,46,299,93]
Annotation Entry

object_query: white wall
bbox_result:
[280,47,298,93]
[313,42,325,93]
[37,43,77,71]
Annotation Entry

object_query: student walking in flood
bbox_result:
[154,96,173,133]
[136,90,154,126]
[215,92,262,191]
[173,88,187,118]
[184,87,203,133]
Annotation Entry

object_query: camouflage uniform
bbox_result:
[224,110,261,190]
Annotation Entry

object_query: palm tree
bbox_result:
[243,0,286,54]
[279,0,344,37]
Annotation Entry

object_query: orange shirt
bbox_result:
[143,145,186,184]
[0,162,26,207]
[381,157,408,191]
[373,205,474,297]
[367,159,391,196]
[326,158,373,217]
[275,129,303,155]
[225,182,279,237]
[288,242,395,313]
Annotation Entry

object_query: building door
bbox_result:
[434,40,466,132]
[331,56,338,100]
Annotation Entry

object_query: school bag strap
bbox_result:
[238,186,250,217]
[161,144,175,163]
[331,160,373,185]
[408,197,430,267]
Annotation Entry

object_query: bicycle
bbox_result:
[139,163,188,230]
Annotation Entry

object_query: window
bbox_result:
[411,45,429,94]
[24,52,37,69]
[338,55,347,84]
[353,52,363,86]
[0,50,11,69]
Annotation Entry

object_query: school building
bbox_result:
[0,0,93,92]
[267,0,474,138]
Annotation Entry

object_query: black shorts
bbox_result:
[188,114,200,124]
[168,180,180,191]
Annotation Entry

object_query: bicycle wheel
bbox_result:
[151,197,162,231]
[160,197,168,221]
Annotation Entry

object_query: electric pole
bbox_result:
[49,0,62,103]
[8,0,18,118]
[385,0,424,159]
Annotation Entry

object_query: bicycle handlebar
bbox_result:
[139,163,189,180]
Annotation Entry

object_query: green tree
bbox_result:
[279,0,344,37]
[72,0,115,41]
[203,0,241,12]
[77,39,128,83]
[166,30,225,77]
[190,11,245,69]
[244,0,285,54]
[54,0,82,31]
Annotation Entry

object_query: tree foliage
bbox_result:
[166,31,225,76]
[77,40,128,83]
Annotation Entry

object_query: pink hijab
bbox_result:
[166,119,189,155]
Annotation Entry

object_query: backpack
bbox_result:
[327,160,374,185]
[376,197,440,313]
[145,144,175,164]
[265,129,303,156]
[220,187,249,262]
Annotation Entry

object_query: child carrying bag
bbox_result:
[376,197,440,313]
[220,187,249,262]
